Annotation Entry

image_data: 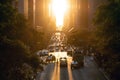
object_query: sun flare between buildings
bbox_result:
[50,0,69,29]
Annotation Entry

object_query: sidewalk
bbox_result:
[99,68,112,80]
[92,56,112,80]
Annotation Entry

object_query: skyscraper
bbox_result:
[18,0,28,19]
[67,0,89,30]
[28,0,34,26]
[33,0,56,32]
[78,0,88,29]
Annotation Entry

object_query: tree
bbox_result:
[0,1,44,80]
[67,29,92,48]
[93,1,120,80]
[0,30,43,80]
[93,0,120,53]
[0,38,30,80]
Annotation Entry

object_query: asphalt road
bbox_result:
[36,56,107,80]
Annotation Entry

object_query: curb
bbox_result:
[92,57,111,80]
[99,68,111,80]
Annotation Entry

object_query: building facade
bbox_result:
[18,0,28,19]
[65,0,88,31]
[15,0,107,30]
[35,0,56,31]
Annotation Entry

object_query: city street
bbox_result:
[36,56,107,80]
[1,1,120,80]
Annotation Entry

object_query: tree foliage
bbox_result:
[67,29,92,47]
[0,1,44,80]
[93,0,120,80]
[93,0,120,53]
[0,38,34,80]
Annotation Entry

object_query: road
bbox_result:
[36,56,107,80]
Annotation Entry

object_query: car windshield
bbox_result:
[72,61,78,64]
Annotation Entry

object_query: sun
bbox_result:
[50,0,69,29]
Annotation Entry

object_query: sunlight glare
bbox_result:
[51,0,68,28]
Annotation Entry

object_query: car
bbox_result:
[46,56,52,63]
[71,61,80,69]
[67,48,73,56]
[60,57,67,67]
[51,55,56,61]
[61,49,65,52]
[49,49,54,52]
[46,55,56,63]
[39,49,49,56]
